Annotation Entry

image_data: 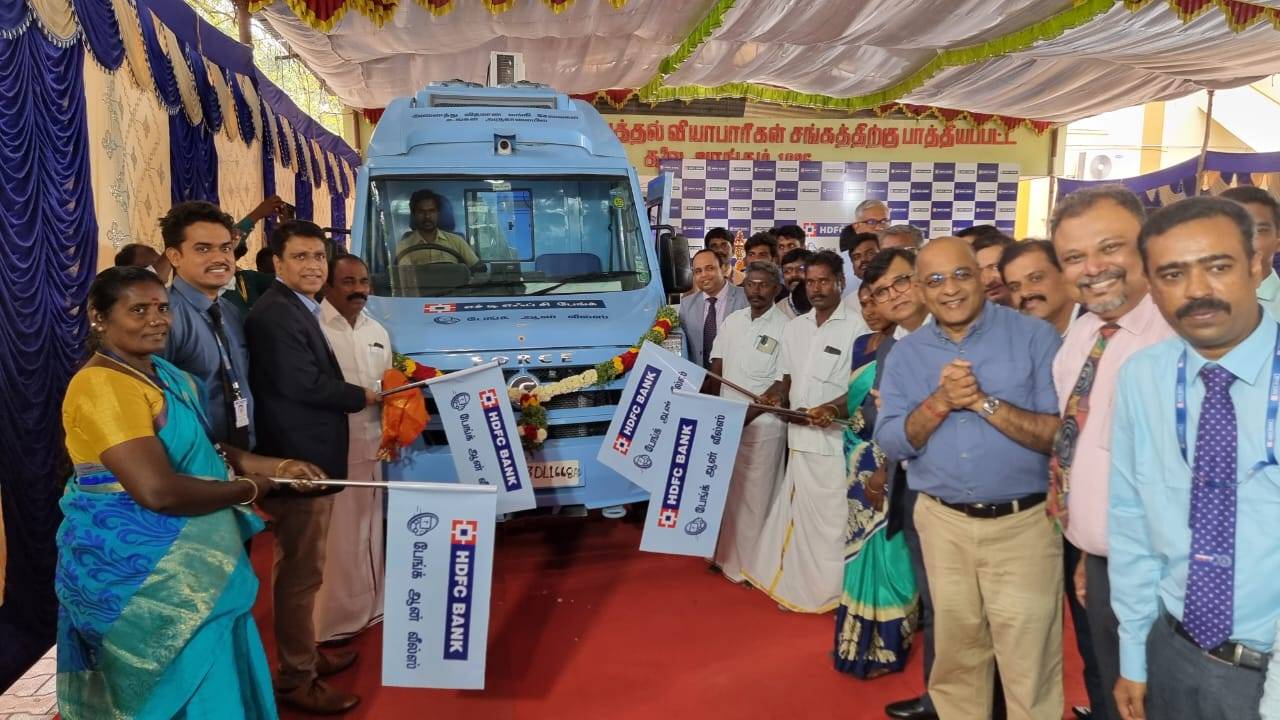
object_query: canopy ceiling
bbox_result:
[252,0,1280,122]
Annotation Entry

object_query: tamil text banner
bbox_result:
[383,483,498,689]
[597,341,707,492]
[429,362,536,514]
[639,390,747,557]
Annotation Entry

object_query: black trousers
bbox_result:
[1084,553,1122,719]
[1147,612,1265,720]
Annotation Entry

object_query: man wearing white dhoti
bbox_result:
[747,251,865,612]
[316,254,392,642]
[707,261,789,584]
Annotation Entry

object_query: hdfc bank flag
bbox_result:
[429,362,535,514]
[382,483,497,689]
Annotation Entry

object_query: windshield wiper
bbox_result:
[529,271,639,296]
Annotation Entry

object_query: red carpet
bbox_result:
[252,511,1086,719]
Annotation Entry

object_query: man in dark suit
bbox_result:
[679,248,748,368]
[246,220,375,715]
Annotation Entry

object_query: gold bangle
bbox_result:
[238,477,259,506]
[274,459,290,477]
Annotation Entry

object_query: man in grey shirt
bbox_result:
[160,201,255,449]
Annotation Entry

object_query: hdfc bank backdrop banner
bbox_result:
[597,342,707,493]
[429,363,536,514]
[660,158,1020,249]
[383,484,497,689]
[638,390,748,557]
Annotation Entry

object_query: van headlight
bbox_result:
[662,331,685,359]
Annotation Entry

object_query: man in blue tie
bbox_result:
[1110,196,1280,720]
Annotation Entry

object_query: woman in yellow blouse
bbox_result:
[57,266,324,720]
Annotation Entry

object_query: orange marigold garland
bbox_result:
[386,306,679,453]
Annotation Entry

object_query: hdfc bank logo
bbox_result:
[612,436,631,454]
[479,388,499,409]
[657,508,678,529]
[451,519,478,545]
[424,303,457,314]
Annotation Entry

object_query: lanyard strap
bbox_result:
[1175,331,1280,472]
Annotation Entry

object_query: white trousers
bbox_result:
[313,460,386,642]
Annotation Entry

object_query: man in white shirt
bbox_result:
[315,254,393,643]
[776,248,814,320]
[1221,186,1280,321]
[707,261,789,583]
[747,251,864,612]
[679,248,748,368]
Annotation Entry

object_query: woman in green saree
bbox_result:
[57,267,324,719]
[834,286,918,678]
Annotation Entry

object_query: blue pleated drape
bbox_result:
[0,27,97,689]
[292,133,313,222]
[169,112,219,205]
[327,153,346,234]
[261,101,277,243]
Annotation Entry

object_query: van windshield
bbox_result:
[364,175,651,297]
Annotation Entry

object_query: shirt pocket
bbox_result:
[1139,454,1192,553]
[743,335,781,382]
[808,346,847,385]
[977,358,1034,403]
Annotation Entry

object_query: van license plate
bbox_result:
[528,460,582,489]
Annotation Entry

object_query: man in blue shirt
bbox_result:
[159,201,255,450]
[875,237,1064,719]
[1110,196,1279,720]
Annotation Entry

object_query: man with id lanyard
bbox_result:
[159,201,255,450]
[749,251,867,612]
[705,260,789,585]
[1110,196,1280,720]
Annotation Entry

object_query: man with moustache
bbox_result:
[876,238,1064,720]
[708,261,789,584]
[749,251,867,612]
[848,231,881,285]
[314,254,392,644]
[863,246,939,720]
[1049,186,1174,720]
[1000,239,1080,336]
[679,248,747,369]
[395,189,480,268]
[1220,186,1280,320]
[778,248,814,320]
[881,224,924,252]
[247,221,378,714]
[1110,197,1280,720]
[774,224,807,256]
[973,232,1015,307]
[159,202,255,450]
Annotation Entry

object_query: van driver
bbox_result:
[396,189,481,267]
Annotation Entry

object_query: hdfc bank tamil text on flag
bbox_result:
[382,484,497,690]
[597,342,707,493]
[429,363,535,514]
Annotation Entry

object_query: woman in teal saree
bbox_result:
[57,267,324,719]
[833,287,918,678]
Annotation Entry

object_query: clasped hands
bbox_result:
[931,359,986,414]
[757,391,838,428]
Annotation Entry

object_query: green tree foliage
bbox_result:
[188,0,345,134]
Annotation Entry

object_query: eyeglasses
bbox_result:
[922,267,976,289]
[871,273,914,303]
[858,218,891,229]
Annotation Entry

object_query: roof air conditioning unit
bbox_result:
[488,52,526,87]
[1072,151,1138,181]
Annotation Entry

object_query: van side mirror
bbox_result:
[655,226,692,295]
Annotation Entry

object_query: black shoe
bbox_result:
[1072,707,1092,720]
[884,696,938,720]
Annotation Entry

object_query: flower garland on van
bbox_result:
[389,306,679,452]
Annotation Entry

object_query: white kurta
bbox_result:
[746,301,862,612]
[709,304,789,582]
[315,299,393,641]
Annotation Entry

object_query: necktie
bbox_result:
[207,302,251,449]
[1047,323,1120,524]
[1183,363,1237,650]
[702,296,718,368]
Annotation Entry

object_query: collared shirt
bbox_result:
[1257,270,1280,323]
[875,302,1061,503]
[1052,294,1174,556]
[892,314,931,340]
[1110,312,1280,682]
[278,278,321,318]
[776,296,799,320]
[777,300,864,455]
[395,229,479,267]
[162,275,255,447]
[711,304,788,400]
[319,299,393,463]
[1061,302,1082,338]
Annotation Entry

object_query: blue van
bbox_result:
[351,81,691,514]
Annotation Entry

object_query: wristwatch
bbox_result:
[980,395,1002,417]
